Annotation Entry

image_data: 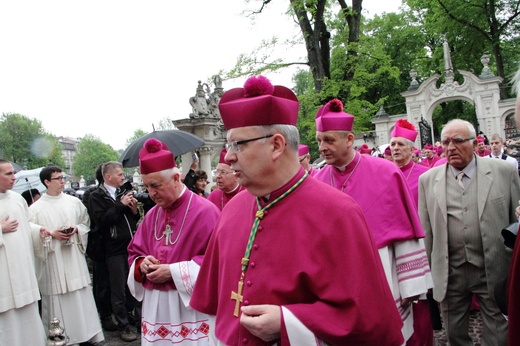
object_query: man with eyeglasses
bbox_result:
[208,148,244,211]
[313,99,431,343]
[191,76,404,345]
[0,160,47,346]
[29,165,104,345]
[297,144,319,176]
[418,119,520,345]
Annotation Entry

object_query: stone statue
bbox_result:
[214,75,222,89]
[189,81,210,118]
[208,83,224,119]
[443,38,455,85]
[189,77,225,119]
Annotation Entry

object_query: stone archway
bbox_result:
[373,39,516,149]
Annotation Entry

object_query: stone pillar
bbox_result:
[133,169,141,185]
[199,146,214,193]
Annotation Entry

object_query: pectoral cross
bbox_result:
[231,279,244,317]
[163,224,173,245]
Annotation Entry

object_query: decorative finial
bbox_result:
[479,54,494,78]
[408,69,419,91]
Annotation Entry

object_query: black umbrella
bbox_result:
[119,129,205,168]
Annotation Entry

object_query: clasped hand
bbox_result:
[140,255,171,284]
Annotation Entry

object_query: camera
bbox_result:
[132,191,151,203]
[62,227,74,234]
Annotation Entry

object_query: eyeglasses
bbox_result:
[225,134,274,152]
[441,137,474,146]
[215,169,232,176]
[50,176,65,181]
[299,155,307,163]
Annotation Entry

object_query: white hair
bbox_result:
[157,167,180,180]
[390,137,415,149]
[253,124,300,151]
[441,119,476,138]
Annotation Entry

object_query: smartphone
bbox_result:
[192,153,198,161]
[62,227,74,234]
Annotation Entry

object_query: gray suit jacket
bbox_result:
[418,155,520,302]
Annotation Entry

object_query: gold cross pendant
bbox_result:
[231,279,244,317]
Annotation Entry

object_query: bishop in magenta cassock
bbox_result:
[207,148,244,211]
[190,76,404,345]
[127,139,220,345]
[297,144,319,176]
[390,119,430,206]
[389,119,436,346]
[420,144,440,168]
[475,135,492,157]
[314,100,433,343]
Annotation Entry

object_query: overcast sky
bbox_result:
[0,0,402,151]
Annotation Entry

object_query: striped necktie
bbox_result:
[456,172,465,190]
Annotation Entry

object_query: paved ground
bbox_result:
[433,310,483,345]
[102,311,483,346]
[103,325,140,346]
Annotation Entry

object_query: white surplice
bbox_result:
[29,192,103,345]
[0,190,46,346]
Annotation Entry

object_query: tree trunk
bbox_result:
[289,0,363,94]
[436,0,520,99]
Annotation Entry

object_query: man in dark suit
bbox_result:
[418,119,520,346]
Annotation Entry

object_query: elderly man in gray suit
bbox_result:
[418,119,520,346]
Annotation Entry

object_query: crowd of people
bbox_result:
[2,72,520,346]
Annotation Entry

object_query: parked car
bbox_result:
[74,186,91,198]
[63,188,77,196]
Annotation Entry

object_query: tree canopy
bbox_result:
[228,0,520,151]
[0,113,65,169]
[72,134,119,184]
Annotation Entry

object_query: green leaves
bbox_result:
[0,113,64,168]
[72,135,119,183]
